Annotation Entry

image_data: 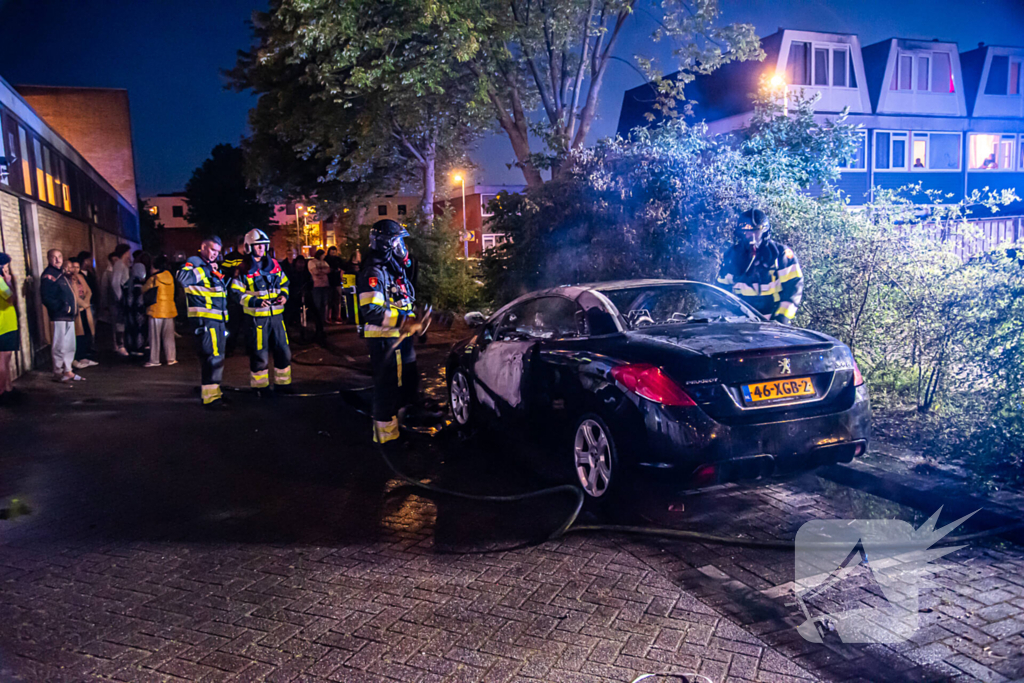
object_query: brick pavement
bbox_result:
[1,328,1022,682]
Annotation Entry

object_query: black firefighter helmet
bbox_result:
[369,219,411,271]
[735,208,770,251]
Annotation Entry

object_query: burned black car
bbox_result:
[446,280,870,500]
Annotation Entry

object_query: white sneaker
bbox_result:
[85,359,100,367]
[143,361,161,368]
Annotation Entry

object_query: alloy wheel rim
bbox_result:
[451,373,471,425]
[574,419,612,497]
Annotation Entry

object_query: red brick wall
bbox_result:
[17,86,138,211]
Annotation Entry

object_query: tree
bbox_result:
[467,0,762,186]
[184,144,275,241]
[232,0,490,221]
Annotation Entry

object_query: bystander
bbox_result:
[67,257,98,369]
[0,252,19,403]
[41,250,82,382]
[143,255,178,367]
[308,249,330,340]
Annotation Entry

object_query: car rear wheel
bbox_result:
[572,414,619,499]
[448,368,475,428]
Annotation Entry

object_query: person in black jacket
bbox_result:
[41,249,82,382]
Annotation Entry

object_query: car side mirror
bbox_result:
[464,311,487,327]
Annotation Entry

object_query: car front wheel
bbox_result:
[572,413,619,499]
[448,368,475,428]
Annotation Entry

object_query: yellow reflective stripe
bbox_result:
[373,418,399,444]
[778,264,803,283]
[717,274,734,286]
[363,326,401,338]
[732,282,760,296]
[251,370,269,388]
[256,325,263,351]
[210,327,219,357]
[188,308,227,321]
[201,384,222,404]
[359,292,386,306]
[383,308,399,328]
[274,366,292,385]
[396,348,403,388]
[777,301,798,319]
[242,306,284,317]
[185,286,226,297]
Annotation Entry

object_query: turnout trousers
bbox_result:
[193,320,225,404]
[367,336,416,444]
[246,314,292,388]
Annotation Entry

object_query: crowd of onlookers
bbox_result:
[0,238,363,403]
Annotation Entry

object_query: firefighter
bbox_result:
[175,236,229,408]
[230,229,292,394]
[716,209,804,324]
[358,219,421,444]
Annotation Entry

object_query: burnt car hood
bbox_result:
[626,322,835,358]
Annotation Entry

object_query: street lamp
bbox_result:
[770,72,788,116]
[453,173,468,257]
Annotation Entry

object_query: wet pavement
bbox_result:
[1,325,1023,682]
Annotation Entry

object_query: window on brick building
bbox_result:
[32,139,45,201]
[172,205,184,218]
[397,204,407,215]
[18,127,31,195]
[378,204,387,216]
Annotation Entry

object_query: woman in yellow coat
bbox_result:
[142,255,178,367]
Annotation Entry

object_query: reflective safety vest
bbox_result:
[716,239,804,322]
[230,256,289,317]
[357,258,414,339]
[176,255,228,322]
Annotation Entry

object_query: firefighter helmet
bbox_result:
[735,209,770,250]
[369,219,411,271]
[242,229,271,254]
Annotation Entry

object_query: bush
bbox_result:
[408,209,486,313]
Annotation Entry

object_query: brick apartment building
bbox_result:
[0,77,140,378]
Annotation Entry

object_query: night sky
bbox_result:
[1,0,1022,196]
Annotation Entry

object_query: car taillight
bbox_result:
[853,361,864,387]
[610,363,696,407]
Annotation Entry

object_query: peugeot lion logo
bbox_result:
[780,358,792,375]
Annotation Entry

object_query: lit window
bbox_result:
[147,205,159,217]
[377,204,387,216]
[838,131,867,171]
[32,139,45,201]
[968,134,1016,171]
[911,132,961,171]
[18,128,31,195]
[58,158,71,211]
[874,131,909,171]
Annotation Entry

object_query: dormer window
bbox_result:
[890,51,954,93]
[786,41,856,88]
[985,56,1023,96]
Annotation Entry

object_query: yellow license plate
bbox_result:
[742,377,815,404]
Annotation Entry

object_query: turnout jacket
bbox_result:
[716,239,803,322]
[357,254,415,339]
[41,265,77,322]
[176,255,229,322]
[229,255,289,317]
